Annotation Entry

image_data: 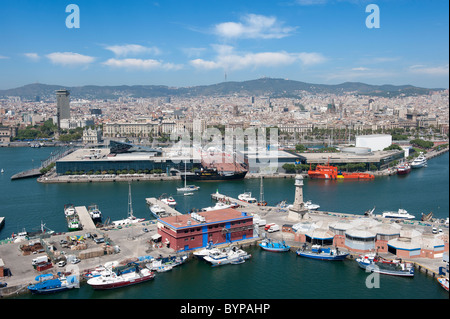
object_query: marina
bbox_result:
[0,146,448,299]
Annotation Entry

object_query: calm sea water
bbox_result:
[0,147,448,299]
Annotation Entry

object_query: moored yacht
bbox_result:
[203,246,251,266]
[160,196,177,207]
[382,208,415,220]
[201,202,232,212]
[238,192,257,204]
[150,204,169,218]
[411,152,427,168]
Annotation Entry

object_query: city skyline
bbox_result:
[0,0,448,90]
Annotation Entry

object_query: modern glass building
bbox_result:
[55,141,196,175]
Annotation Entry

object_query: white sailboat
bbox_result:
[177,162,199,192]
[112,182,145,226]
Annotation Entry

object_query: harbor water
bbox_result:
[0,147,448,299]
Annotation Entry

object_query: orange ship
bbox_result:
[307,163,374,180]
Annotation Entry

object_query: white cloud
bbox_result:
[409,64,449,76]
[351,67,370,71]
[46,52,95,66]
[182,47,207,58]
[214,14,296,39]
[190,46,326,71]
[324,68,395,82]
[23,53,40,61]
[102,58,183,70]
[0,55,9,59]
[105,44,161,57]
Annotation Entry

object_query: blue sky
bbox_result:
[0,0,448,89]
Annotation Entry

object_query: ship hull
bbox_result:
[88,273,155,290]
[296,251,349,261]
[182,171,247,181]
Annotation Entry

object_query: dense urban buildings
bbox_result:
[0,85,448,161]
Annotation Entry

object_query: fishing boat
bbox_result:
[149,204,169,218]
[296,244,349,261]
[88,204,102,222]
[112,183,145,227]
[356,254,415,277]
[83,261,119,279]
[146,255,188,272]
[437,277,449,292]
[192,242,221,260]
[67,217,82,231]
[411,152,427,169]
[238,192,257,204]
[203,246,251,267]
[64,204,76,217]
[259,239,290,252]
[396,162,411,175]
[87,262,155,290]
[28,273,78,294]
[382,208,415,220]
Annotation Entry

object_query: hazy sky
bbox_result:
[0,0,448,89]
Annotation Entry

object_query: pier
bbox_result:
[211,192,257,209]
[11,147,75,181]
[74,206,97,231]
[145,197,183,217]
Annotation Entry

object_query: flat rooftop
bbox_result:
[297,150,403,164]
[57,148,196,163]
[158,208,252,230]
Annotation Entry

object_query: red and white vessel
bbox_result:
[396,162,411,175]
[87,263,155,290]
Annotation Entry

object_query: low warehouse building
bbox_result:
[157,209,254,252]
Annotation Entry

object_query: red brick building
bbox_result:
[157,208,254,252]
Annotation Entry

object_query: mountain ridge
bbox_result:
[0,78,442,100]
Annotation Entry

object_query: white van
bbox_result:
[267,224,280,233]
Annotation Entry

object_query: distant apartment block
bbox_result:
[103,119,207,138]
[104,122,158,138]
[0,126,18,143]
[56,89,70,128]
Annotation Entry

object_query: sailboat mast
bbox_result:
[259,176,264,203]
[128,182,133,218]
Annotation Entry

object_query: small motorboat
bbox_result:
[259,239,290,252]
[296,244,348,261]
[160,196,177,207]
